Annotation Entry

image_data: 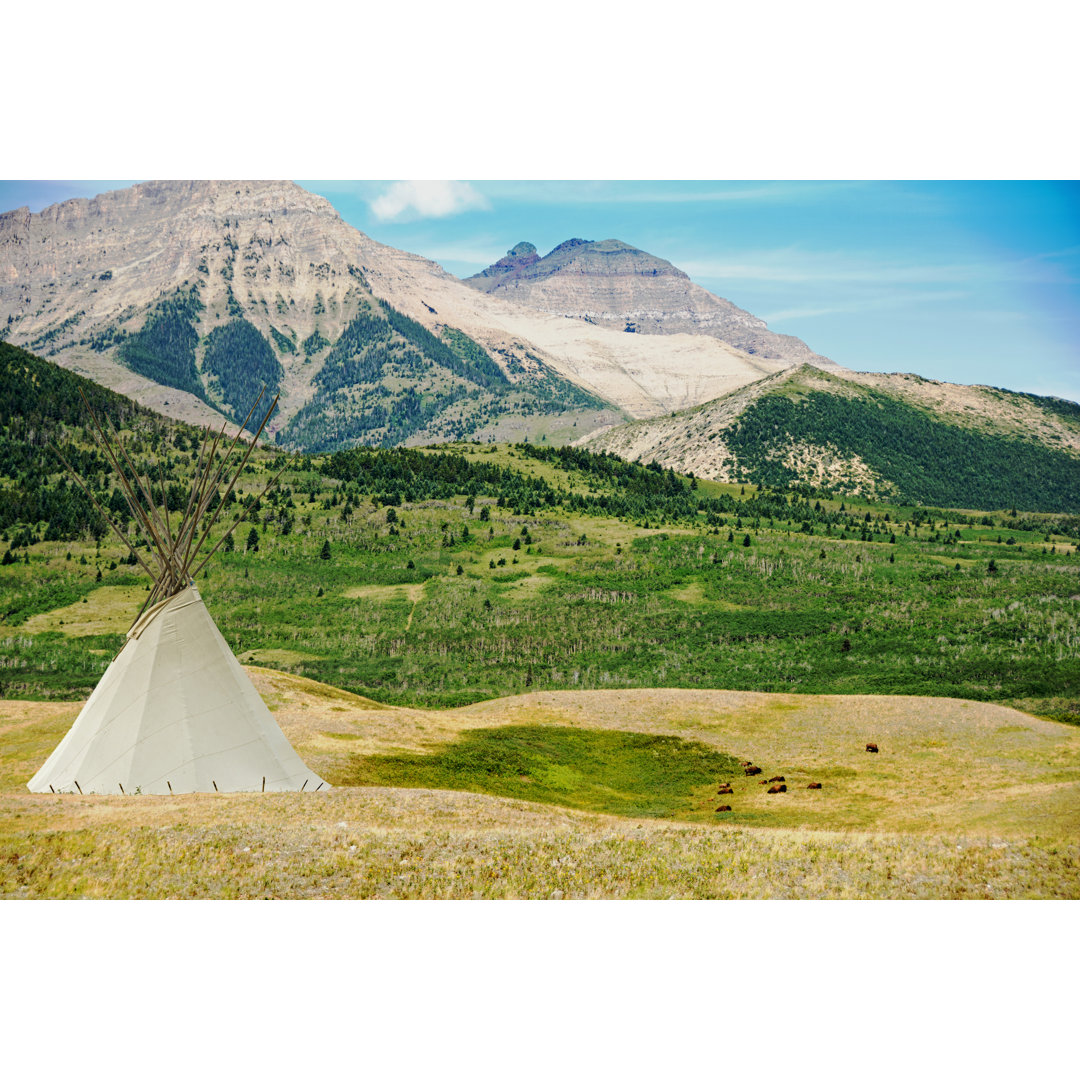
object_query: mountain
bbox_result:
[0,182,627,449]
[581,364,1080,513]
[464,237,831,366]
[0,182,817,445]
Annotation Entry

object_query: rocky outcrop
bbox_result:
[469,241,540,283]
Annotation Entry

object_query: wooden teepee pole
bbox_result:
[183,393,278,577]
[172,393,265,575]
[48,445,159,583]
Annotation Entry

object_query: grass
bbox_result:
[23,584,146,636]
[2,788,1076,900]
[3,672,1078,898]
[330,726,742,818]
[4,443,1079,720]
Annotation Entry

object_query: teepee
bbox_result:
[28,391,327,795]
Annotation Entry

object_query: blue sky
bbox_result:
[4,179,1078,402]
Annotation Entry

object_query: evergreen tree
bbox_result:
[246,527,259,553]
[320,539,331,561]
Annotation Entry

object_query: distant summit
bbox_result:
[464,237,832,367]
[469,240,540,282]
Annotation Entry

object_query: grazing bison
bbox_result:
[717,784,733,795]
[807,782,822,789]
[715,804,732,813]
[766,783,787,794]
[767,775,785,783]
[744,765,762,776]
[866,743,879,753]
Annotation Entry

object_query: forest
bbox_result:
[201,318,283,430]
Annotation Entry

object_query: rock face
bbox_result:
[464,237,831,366]
[0,181,375,433]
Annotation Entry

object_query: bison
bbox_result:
[715,804,732,813]
[744,765,762,776]
[766,783,787,794]
[767,775,785,783]
[717,785,733,795]
[807,782,822,789]
[866,743,879,753]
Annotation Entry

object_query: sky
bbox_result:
[4,179,1077,403]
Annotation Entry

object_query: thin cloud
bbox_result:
[761,290,972,323]
[479,180,870,206]
[369,180,489,222]
[681,248,1079,287]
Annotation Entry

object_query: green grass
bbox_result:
[330,725,742,818]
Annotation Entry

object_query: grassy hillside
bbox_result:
[3,351,1079,899]
[726,386,1080,511]
[586,364,1080,514]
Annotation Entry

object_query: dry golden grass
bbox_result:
[341,583,425,604]
[2,674,1078,898]
[23,584,146,636]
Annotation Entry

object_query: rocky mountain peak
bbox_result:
[470,240,541,281]
[464,236,830,368]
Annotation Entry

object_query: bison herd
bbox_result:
[712,743,879,814]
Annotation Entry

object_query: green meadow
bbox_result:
[2,439,1078,729]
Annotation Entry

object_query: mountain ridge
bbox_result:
[0,181,817,439]
[581,363,1080,512]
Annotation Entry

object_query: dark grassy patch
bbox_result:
[330,725,742,819]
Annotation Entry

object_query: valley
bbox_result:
[1,183,1078,900]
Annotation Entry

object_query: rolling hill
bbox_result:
[582,364,1080,512]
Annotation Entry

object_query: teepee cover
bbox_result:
[28,585,324,794]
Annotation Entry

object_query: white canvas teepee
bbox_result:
[29,389,328,795]
[28,585,325,794]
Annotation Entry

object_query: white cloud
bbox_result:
[369,180,488,222]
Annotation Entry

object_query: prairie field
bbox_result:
[2,670,1077,899]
